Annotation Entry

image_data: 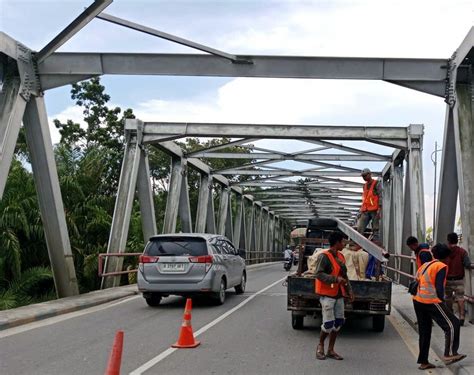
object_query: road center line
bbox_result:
[129,275,287,375]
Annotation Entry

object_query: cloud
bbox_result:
[219,1,473,57]
[48,105,85,144]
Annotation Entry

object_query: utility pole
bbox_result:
[431,142,442,241]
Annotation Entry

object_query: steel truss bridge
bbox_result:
[0,1,472,317]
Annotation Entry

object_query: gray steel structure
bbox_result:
[108,119,423,288]
[0,0,472,318]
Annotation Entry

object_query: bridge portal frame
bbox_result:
[101,119,425,288]
[0,0,471,301]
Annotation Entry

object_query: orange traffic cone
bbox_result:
[105,330,124,375]
[172,298,200,348]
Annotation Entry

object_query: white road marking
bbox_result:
[129,275,287,375]
[0,295,140,339]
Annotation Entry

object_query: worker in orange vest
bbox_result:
[406,236,433,269]
[357,168,382,239]
[412,243,466,370]
[314,231,354,361]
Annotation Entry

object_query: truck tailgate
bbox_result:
[287,276,392,315]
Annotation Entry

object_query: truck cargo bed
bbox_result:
[287,275,391,315]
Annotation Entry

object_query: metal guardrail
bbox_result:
[98,253,142,277]
[98,251,283,278]
[382,254,474,302]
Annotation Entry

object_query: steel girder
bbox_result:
[0,33,80,297]
[102,125,144,288]
[38,53,449,94]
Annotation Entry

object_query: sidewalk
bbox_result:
[391,283,473,375]
[0,284,139,331]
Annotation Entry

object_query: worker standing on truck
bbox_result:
[406,236,433,269]
[357,168,382,239]
[314,231,354,361]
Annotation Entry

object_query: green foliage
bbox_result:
[0,267,54,310]
[1,77,257,310]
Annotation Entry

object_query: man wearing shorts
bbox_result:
[445,232,473,325]
[314,231,354,360]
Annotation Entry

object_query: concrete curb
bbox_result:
[0,285,139,331]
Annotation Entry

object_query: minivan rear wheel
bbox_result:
[235,272,246,294]
[213,278,226,305]
[145,293,162,307]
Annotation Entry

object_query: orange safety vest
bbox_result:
[315,250,347,297]
[416,249,432,269]
[361,179,379,212]
[413,260,447,304]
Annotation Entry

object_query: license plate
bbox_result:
[162,263,185,272]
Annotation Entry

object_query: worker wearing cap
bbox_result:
[357,168,382,239]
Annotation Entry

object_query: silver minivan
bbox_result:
[137,233,246,306]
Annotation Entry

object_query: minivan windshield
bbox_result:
[145,237,208,257]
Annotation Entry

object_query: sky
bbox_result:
[1,0,473,228]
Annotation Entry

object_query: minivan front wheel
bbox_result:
[214,278,226,305]
[145,293,162,307]
[235,273,246,294]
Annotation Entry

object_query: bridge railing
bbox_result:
[98,250,283,278]
[382,254,474,304]
[98,253,142,277]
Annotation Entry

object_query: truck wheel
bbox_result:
[291,312,304,330]
[372,315,385,332]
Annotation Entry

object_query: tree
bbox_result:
[1,77,259,307]
[0,160,54,309]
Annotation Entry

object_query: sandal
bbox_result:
[444,354,466,365]
[418,363,436,370]
[327,351,344,360]
[316,345,326,360]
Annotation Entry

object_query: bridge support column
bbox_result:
[435,107,458,243]
[178,166,192,233]
[233,193,246,250]
[0,67,26,198]
[262,208,269,261]
[255,204,262,262]
[102,121,143,288]
[381,170,392,250]
[388,161,404,284]
[218,187,233,240]
[401,159,415,279]
[407,124,426,243]
[195,173,211,233]
[23,96,79,296]
[137,148,157,242]
[206,182,216,234]
[455,82,474,321]
[246,201,256,263]
[163,156,184,233]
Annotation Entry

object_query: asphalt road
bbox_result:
[1,264,431,375]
